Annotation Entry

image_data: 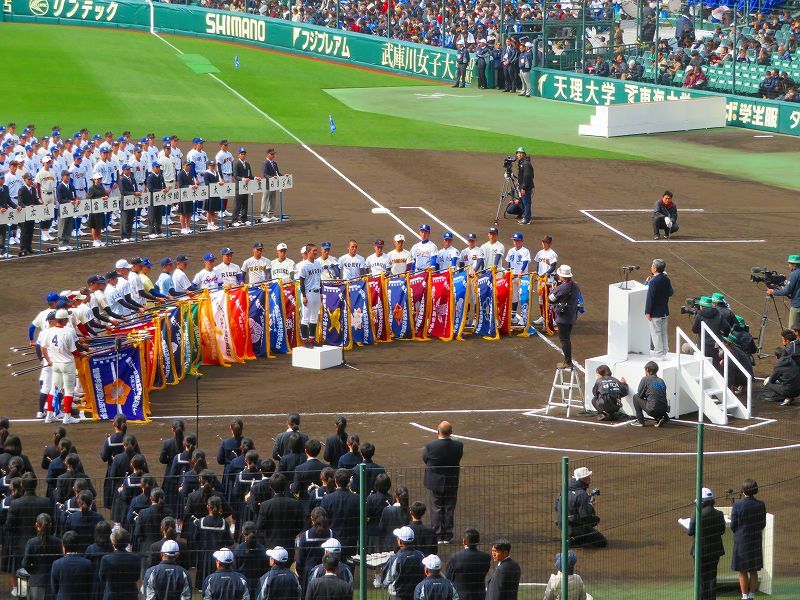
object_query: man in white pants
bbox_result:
[42,309,82,424]
[297,244,323,348]
[35,310,57,418]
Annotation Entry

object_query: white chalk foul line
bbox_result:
[151,32,419,240]
[580,209,765,244]
[408,422,800,456]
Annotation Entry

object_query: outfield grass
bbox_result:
[2,23,636,160]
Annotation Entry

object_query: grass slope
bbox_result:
[2,23,635,159]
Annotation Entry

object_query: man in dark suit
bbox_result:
[486,538,521,600]
[501,38,520,92]
[55,170,77,250]
[17,171,38,255]
[305,553,353,600]
[260,147,281,222]
[98,527,142,600]
[146,163,167,237]
[320,469,360,558]
[232,147,252,226]
[688,487,726,600]
[272,413,309,460]
[118,164,140,242]
[51,530,94,600]
[7,473,51,563]
[256,473,304,562]
[292,439,328,517]
[645,258,674,356]
[423,421,464,543]
[445,528,491,600]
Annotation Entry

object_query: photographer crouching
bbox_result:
[555,467,607,548]
[766,254,800,330]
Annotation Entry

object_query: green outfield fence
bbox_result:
[3,0,800,137]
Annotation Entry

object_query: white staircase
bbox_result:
[676,323,752,425]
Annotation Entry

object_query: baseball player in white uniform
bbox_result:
[35,310,57,418]
[410,224,437,271]
[214,248,243,286]
[434,232,460,271]
[193,253,223,290]
[319,242,340,281]
[42,309,82,424]
[459,233,483,273]
[270,243,295,283]
[172,254,197,293]
[366,239,391,276]
[297,244,323,347]
[506,232,531,325]
[532,235,559,325]
[338,240,367,280]
[387,234,412,275]
[242,242,272,284]
[480,226,505,271]
[215,140,234,182]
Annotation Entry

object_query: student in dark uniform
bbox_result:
[501,38,520,93]
[158,420,184,484]
[192,496,234,590]
[336,435,361,472]
[179,450,208,515]
[320,469,360,559]
[278,433,307,480]
[99,415,128,510]
[305,552,353,600]
[17,173,37,255]
[272,413,309,461]
[453,41,470,88]
[222,438,253,501]
[111,453,146,525]
[202,162,222,230]
[408,502,438,557]
[256,474,304,565]
[98,527,142,600]
[142,540,192,600]
[731,479,767,600]
[231,450,262,530]
[118,164,139,242]
[7,473,51,574]
[133,487,172,554]
[366,473,392,553]
[50,531,93,600]
[234,522,268,600]
[21,513,61,600]
[163,433,196,515]
[145,163,167,238]
[445,528,491,600]
[291,440,327,518]
[295,507,334,593]
[246,459,277,519]
[148,517,190,573]
[176,161,195,234]
[323,416,349,469]
[379,485,411,552]
[256,546,302,600]
[41,427,68,472]
[63,490,103,552]
[486,538,521,600]
[202,547,249,600]
[126,473,157,530]
[85,521,114,599]
[688,487,726,600]
[55,453,95,505]
[183,470,231,542]
[350,442,385,495]
[217,418,244,468]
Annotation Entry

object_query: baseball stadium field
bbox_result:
[2,20,800,598]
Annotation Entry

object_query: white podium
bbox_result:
[584,281,701,418]
[291,345,343,370]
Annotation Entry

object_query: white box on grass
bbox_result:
[291,345,343,370]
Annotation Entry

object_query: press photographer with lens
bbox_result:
[766,254,800,330]
[555,467,607,548]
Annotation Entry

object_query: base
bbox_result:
[291,345,343,370]
[584,352,701,419]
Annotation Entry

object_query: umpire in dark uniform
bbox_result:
[444,528,491,600]
[687,487,726,600]
[17,172,37,255]
[232,147,252,226]
[453,41,470,88]
[422,421,463,544]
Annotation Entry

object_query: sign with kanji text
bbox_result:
[268,174,293,191]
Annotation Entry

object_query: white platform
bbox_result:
[584,352,701,418]
[608,281,651,361]
[578,96,727,137]
[291,345,343,370]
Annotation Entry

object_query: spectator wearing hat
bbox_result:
[380,526,426,600]
[261,148,281,223]
[202,547,249,600]
[143,539,192,600]
[475,39,490,88]
[257,546,302,599]
[692,296,724,359]
[543,550,589,600]
[486,538,521,600]
[305,552,353,599]
[557,468,607,548]
[688,487,726,600]
[414,554,458,599]
[767,254,800,329]
[653,191,678,239]
[453,41,470,88]
[645,258,674,357]
[631,361,670,427]
[731,479,767,600]
[233,147,253,227]
[518,42,533,97]
[549,265,581,369]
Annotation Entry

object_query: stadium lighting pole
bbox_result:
[693,423,705,600]
[560,456,569,600]
[358,463,367,600]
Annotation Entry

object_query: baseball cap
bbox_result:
[111,140,120,146]
[266,148,276,154]
[121,163,131,170]
[219,139,229,145]
[161,540,180,556]
[442,232,453,240]
[130,257,143,266]
[698,296,713,308]
[220,247,233,255]
[163,143,170,149]
[701,487,714,501]
[542,235,553,243]
[141,258,153,267]
[203,252,216,262]
[711,292,726,304]
[488,226,498,234]
[22,173,33,180]
[46,310,57,321]
[788,254,800,264]
[374,239,384,247]
[275,243,287,251]
[46,292,60,302]
[467,233,477,240]
[24,145,32,151]
[516,146,526,153]
[105,271,118,280]
[151,161,161,168]
[73,152,82,159]
[86,275,99,285]
[160,257,173,267]
[140,137,148,143]
[92,134,101,140]
[321,538,342,553]
[175,254,189,263]
[213,548,235,564]
[525,42,532,47]
[266,546,289,562]
[42,154,53,162]
[419,224,431,232]
[253,242,264,249]
[161,136,170,143]
[55,300,69,310]
[100,145,111,152]
[573,467,592,480]
[237,147,247,154]
[300,245,307,255]
[321,242,331,250]
[116,259,133,269]
[422,554,441,570]
[55,309,70,320]
[512,232,523,240]
[96,275,107,284]
[393,526,415,542]
[394,234,405,242]
[192,137,205,144]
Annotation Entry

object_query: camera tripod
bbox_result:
[756,293,784,358]
[494,171,520,225]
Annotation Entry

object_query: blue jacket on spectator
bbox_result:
[414,573,460,600]
[256,565,301,600]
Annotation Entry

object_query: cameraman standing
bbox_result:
[767,254,800,329]
[515,147,534,225]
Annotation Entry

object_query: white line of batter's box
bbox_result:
[579,209,765,244]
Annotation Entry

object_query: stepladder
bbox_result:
[546,366,584,417]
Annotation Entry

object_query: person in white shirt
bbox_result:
[480,226,505,271]
[410,224,437,271]
[435,232,459,271]
[157,145,177,188]
[387,234,412,276]
[214,248,243,286]
[506,232,532,325]
[215,139,234,182]
[338,240,367,280]
[366,239,391,276]
[41,309,82,424]
[95,147,117,194]
[297,244,324,348]
[172,254,197,293]
[35,311,57,418]
[242,242,272,284]
[270,242,295,283]
[34,156,57,241]
[186,137,208,184]
[532,235,559,326]
[193,253,223,290]
[459,233,483,273]
[319,242,340,280]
